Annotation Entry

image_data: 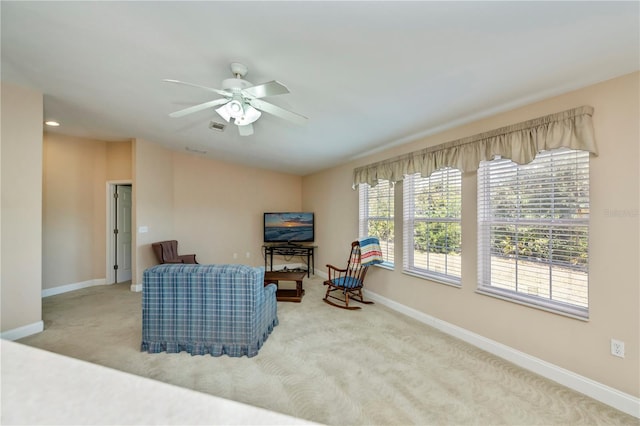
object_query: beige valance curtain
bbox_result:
[353,106,597,188]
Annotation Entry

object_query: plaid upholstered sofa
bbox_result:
[141,263,278,358]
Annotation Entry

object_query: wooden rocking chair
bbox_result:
[323,241,374,310]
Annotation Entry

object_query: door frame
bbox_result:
[106,180,133,285]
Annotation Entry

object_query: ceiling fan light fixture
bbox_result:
[235,105,261,126]
[227,100,244,118]
[168,62,308,134]
[215,105,231,122]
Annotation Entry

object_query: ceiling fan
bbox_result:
[164,62,307,136]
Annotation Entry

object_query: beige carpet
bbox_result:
[18,277,637,425]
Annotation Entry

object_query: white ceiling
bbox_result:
[2,1,638,175]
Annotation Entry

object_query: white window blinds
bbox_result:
[359,180,394,266]
[477,148,589,318]
[403,168,462,284]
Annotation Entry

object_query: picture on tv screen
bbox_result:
[264,212,314,243]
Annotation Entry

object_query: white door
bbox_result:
[115,185,132,282]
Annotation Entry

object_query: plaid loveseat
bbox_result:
[141,264,278,358]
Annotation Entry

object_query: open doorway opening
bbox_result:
[107,181,132,284]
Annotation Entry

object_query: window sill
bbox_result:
[402,270,461,288]
[373,262,394,271]
[475,286,589,321]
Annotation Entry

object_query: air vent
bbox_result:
[185,147,207,155]
[209,121,226,132]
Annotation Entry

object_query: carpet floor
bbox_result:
[18,277,637,425]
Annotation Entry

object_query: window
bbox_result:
[477,148,590,318]
[403,168,462,284]
[359,180,394,266]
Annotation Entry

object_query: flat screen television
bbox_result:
[264,212,314,244]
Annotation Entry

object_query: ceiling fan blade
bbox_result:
[242,80,290,99]
[163,79,230,98]
[237,123,254,136]
[248,98,308,126]
[169,98,230,118]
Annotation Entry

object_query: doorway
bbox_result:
[107,182,132,284]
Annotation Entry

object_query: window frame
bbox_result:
[358,180,394,268]
[477,148,590,319]
[403,168,462,286]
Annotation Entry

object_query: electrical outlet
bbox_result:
[246,252,251,259]
[233,253,238,259]
[611,339,625,358]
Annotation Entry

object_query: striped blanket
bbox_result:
[358,237,384,266]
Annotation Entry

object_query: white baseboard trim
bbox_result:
[42,278,107,298]
[130,283,142,292]
[1,321,44,341]
[365,289,640,419]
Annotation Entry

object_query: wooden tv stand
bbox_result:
[262,244,316,277]
[263,271,306,302]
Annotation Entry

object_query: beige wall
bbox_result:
[42,133,303,287]
[0,82,43,332]
[303,72,640,397]
[106,141,133,180]
[303,164,358,263]
[172,152,302,265]
[132,141,303,283]
[132,138,175,284]
[42,134,132,290]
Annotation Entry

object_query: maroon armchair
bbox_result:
[152,240,198,264]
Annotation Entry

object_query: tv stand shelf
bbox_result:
[262,244,316,277]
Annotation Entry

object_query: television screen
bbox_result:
[264,212,314,244]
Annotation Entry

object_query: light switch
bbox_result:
[139,226,148,233]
